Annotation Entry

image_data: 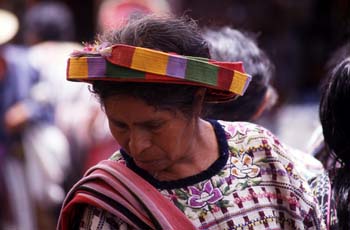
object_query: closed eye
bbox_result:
[109,119,166,132]
[141,121,165,131]
[110,120,129,131]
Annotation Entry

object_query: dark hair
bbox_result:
[320,56,350,229]
[23,2,75,41]
[326,42,350,72]
[202,27,276,121]
[97,14,209,57]
[91,15,210,118]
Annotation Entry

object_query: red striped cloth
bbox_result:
[57,160,196,230]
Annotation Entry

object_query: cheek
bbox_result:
[152,134,172,151]
[154,126,190,158]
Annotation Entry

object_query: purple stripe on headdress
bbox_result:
[242,75,252,94]
[166,55,187,79]
[87,57,106,78]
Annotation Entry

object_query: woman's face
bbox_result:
[104,95,196,176]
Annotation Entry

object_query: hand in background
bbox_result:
[4,102,30,134]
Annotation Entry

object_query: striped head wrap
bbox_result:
[67,44,251,101]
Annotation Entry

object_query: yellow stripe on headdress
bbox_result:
[131,47,168,75]
[68,58,89,79]
[229,71,248,95]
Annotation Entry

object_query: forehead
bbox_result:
[103,95,178,123]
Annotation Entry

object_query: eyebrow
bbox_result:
[110,118,165,127]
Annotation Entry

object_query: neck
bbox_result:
[155,119,219,181]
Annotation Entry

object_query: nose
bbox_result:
[128,129,151,157]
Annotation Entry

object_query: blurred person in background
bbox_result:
[23,1,89,152]
[317,47,350,229]
[96,0,170,32]
[202,26,277,122]
[305,42,350,229]
[0,8,53,230]
[308,42,350,169]
[22,1,100,228]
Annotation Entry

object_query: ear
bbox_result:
[193,88,207,117]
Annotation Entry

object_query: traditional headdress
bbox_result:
[67,44,251,102]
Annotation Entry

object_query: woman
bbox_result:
[319,52,350,229]
[58,15,325,229]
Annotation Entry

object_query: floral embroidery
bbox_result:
[188,181,223,208]
[223,123,249,138]
[231,153,260,178]
[211,205,221,213]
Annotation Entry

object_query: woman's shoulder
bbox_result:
[216,120,283,148]
[217,120,325,179]
[217,120,275,136]
[213,120,327,228]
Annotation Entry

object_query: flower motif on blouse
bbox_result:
[188,181,223,208]
[224,123,249,138]
[231,153,260,178]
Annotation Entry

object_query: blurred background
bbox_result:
[0,0,349,229]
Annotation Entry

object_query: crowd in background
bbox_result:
[0,0,350,229]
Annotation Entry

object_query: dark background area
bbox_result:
[1,0,350,104]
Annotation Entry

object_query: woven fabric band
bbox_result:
[67,44,251,101]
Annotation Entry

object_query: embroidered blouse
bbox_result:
[79,120,327,229]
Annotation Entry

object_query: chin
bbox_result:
[135,159,166,173]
